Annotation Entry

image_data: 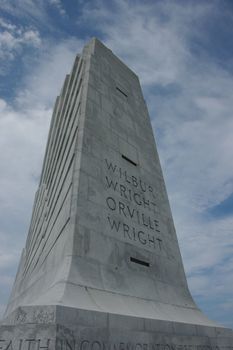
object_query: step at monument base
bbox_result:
[1,306,233,350]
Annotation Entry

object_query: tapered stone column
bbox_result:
[1,38,232,350]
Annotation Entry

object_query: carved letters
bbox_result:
[0,339,50,350]
[104,158,162,251]
[0,339,231,350]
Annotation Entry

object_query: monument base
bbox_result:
[1,306,233,350]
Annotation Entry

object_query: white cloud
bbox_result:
[48,0,66,16]
[0,1,51,28]
[22,29,41,45]
[0,0,67,29]
[0,17,17,31]
[16,38,84,108]
[0,98,7,110]
[0,250,19,270]
[0,17,41,65]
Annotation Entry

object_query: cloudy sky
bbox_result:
[0,0,233,328]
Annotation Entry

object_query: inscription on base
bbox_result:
[1,339,231,350]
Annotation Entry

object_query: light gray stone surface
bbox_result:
[1,38,233,348]
[1,305,233,350]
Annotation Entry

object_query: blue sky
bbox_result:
[0,0,233,328]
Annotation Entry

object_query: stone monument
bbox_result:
[1,38,232,350]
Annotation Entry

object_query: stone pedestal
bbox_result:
[1,306,233,350]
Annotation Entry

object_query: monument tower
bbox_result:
[1,38,232,349]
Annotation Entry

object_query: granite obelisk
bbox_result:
[1,38,232,350]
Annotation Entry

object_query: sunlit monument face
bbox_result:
[0,38,232,350]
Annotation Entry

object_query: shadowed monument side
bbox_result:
[0,38,232,350]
